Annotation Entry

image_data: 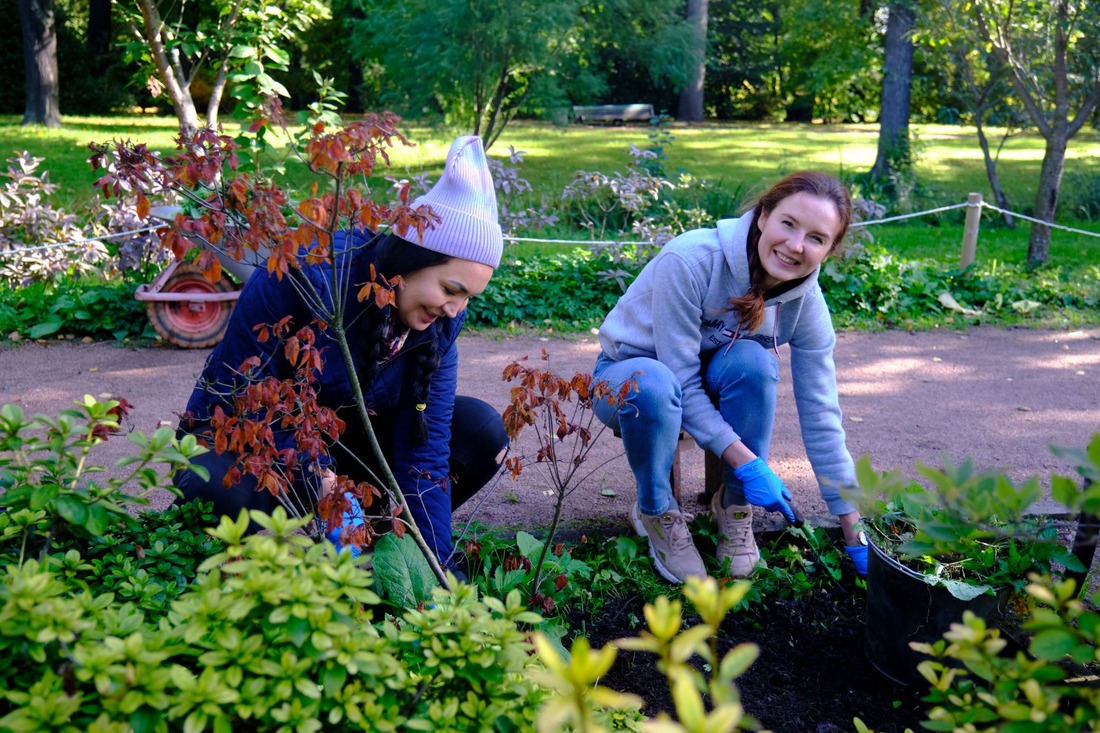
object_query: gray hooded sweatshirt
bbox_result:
[597,210,857,516]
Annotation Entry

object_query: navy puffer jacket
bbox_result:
[182,228,464,562]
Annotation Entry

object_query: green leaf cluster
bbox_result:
[469,249,624,329]
[0,397,208,561]
[822,244,1100,329]
[1,278,154,342]
[853,435,1100,596]
[914,577,1100,733]
[0,507,550,732]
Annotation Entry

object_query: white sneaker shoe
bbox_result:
[712,494,760,578]
[630,502,707,584]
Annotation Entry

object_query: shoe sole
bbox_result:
[630,503,686,585]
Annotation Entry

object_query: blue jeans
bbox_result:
[593,339,779,515]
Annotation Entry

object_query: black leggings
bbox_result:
[173,395,508,526]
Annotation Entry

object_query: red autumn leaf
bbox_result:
[136,191,150,219]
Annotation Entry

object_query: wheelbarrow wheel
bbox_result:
[146,262,237,348]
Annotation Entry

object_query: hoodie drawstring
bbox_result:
[723,301,782,359]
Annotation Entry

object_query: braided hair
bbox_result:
[355,232,451,443]
[728,171,852,332]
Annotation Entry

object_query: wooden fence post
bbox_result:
[960,192,982,269]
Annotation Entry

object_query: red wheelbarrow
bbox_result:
[136,206,267,348]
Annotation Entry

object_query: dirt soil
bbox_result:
[2,325,1099,731]
[576,571,927,733]
[4,326,1097,529]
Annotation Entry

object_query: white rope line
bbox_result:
[504,234,638,246]
[849,202,970,228]
[980,201,1100,239]
[0,225,163,258]
[5,199,1099,261]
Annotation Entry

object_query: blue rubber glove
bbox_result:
[733,458,797,525]
[325,492,365,558]
[845,544,868,576]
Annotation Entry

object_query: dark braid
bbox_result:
[409,331,441,443]
[728,171,852,332]
[362,232,453,443]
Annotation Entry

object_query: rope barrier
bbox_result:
[4,198,1099,260]
[0,225,163,259]
[504,235,640,246]
[980,201,1100,239]
[849,202,970,228]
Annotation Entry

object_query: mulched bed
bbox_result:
[574,579,929,732]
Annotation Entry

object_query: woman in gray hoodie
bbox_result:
[593,171,867,583]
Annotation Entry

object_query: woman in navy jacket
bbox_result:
[173,136,508,571]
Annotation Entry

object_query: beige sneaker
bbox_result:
[630,502,707,583]
[712,494,760,578]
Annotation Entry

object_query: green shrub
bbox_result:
[915,579,1100,733]
[0,397,206,561]
[821,243,1100,329]
[2,277,154,341]
[470,248,624,329]
[49,501,225,618]
[0,509,552,732]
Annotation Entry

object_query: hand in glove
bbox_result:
[845,544,868,576]
[325,491,365,558]
[733,458,797,525]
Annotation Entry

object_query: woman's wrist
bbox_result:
[838,511,863,544]
[721,440,757,469]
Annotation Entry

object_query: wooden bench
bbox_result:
[572,103,655,124]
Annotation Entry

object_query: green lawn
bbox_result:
[4,113,1100,270]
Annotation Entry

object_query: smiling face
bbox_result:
[394,257,494,331]
[755,192,843,290]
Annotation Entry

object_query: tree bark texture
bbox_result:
[974,123,1014,228]
[974,0,1100,266]
[677,0,709,123]
[1029,135,1068,268]
[135,0,200,135]
[19,0,61,127]
[870,0,914,180]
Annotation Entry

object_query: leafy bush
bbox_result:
[49,501,225,618]
[0,152,99,286]
[470,248,624,328]
[821,243,1100,328]
[1,276,155,341]
[0,397,206,559]
[916,579,1100,733]
[0,509,552,733]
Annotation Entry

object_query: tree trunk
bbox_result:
[973,0,1100,267]
[974,122,1014,228]
[135,0,200,135]
[870,0,914,181]
[677,0,708,123]
[19,0,61,128]
[1028,134,1068,268]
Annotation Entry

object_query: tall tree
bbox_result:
[870,0,915,182]
[777,0,878,123]
[677,0,709,122]
[705,1,782,120]
[973,0,1100,267]
[923,1,1025,228]
[19,0,61,127]
[123,0,329,135]
[356,0,692,146]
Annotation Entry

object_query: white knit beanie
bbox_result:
[409,135,503,269]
